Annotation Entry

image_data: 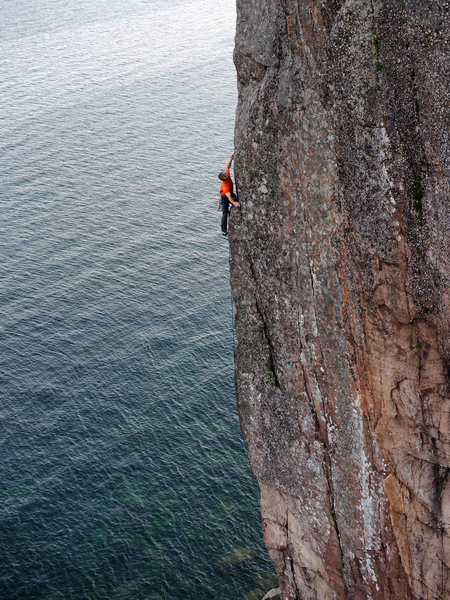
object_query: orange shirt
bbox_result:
[220,169,233,196]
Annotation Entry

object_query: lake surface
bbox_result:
[0,1,274,598]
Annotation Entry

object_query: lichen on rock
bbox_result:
[230,1,449,598]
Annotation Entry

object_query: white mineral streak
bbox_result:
[353,396,381,591]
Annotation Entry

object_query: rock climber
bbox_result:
[218,154,240,236]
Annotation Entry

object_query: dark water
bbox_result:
[0,1,274,598]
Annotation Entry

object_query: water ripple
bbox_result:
[0,1,273,599]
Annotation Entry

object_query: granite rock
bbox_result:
[230,1,449,598]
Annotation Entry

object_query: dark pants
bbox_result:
[221,194,237,233]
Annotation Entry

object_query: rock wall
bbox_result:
[230,1,449,598]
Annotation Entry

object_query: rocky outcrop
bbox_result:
[230,1,449,598]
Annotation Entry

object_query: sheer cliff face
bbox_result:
[230,1,449,599]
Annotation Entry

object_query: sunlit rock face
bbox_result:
[230,1,449,598]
